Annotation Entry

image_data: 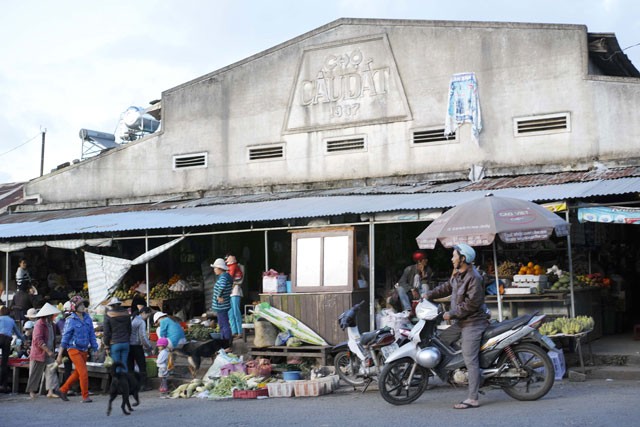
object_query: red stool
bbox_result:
[634,324,640,340]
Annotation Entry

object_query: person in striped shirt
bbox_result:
[210,258,233,348]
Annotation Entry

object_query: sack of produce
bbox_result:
[253,319,278,348]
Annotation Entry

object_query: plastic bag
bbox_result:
[253,319,278,348]
[275,331,292,346]
[103,355,114,368]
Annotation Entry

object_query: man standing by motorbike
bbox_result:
[422,243,488,410]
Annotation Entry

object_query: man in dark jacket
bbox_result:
[395,250,434,311]
[424,243,488,409]
[103,297,131,373]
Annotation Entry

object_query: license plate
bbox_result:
[541,335,556,349]
[381,342,399,359]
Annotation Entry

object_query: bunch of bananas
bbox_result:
[539,315,594,335]
[149,282,176,299]
[539,322,558,336]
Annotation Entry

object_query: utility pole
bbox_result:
[40,128,46,177]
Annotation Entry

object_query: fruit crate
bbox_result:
[232,388,269,399]
[267,381,295,398]
[293,380,332,397]
[315,375,339,392]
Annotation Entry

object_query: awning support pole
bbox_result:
[264,230,269,272]
[4,252,8,306]
[565,208,576,318]
[145,232,150,307]
[369,218,375,331]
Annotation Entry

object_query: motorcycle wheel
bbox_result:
[378,358,429,405]
[499,343,555,401]
[334,351,366,387]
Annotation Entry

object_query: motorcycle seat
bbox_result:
[360,330,380,346]
[482,313,535,340]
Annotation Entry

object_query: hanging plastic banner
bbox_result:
[577,206,640,224]
[542,201,567,213]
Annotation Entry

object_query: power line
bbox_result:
[0,133,41,157]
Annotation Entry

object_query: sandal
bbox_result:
[454,401,479,409]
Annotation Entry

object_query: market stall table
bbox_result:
[548,329,593,374]
[9,358,30,393]
[248,345,331,366]
[485,292,570,319]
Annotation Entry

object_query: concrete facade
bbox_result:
[23,19,640,208]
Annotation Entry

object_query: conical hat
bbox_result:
[36,302,61,318]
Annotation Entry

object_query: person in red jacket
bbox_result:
[225,254,244,338]
[26,303,61,398]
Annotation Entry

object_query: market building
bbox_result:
[1,18,640,345]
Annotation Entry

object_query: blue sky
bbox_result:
[1,0,638,183]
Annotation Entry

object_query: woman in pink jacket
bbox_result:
[26,303,61,398]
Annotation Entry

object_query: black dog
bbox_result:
[107,362,141,416]
[180,339,227,377]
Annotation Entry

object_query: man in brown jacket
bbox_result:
[424,243,488,409]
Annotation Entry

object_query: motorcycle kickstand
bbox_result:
[361,378,373,393]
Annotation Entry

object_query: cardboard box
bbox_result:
[262,274,287,293]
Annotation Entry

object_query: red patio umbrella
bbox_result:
[416,194,570,320]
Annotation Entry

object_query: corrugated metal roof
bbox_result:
[0,182,24,213]
[0,176,639,239]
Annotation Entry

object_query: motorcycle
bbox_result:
[379,299,557,405]
[332,300,410,391]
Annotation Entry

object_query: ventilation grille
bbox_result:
[248,145,284,160]
[326,137,365,153]
[173,153,207,169]
[514,113,570,136]
[412,128,449,144]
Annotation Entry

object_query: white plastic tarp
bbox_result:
[0,238,112,252]
[84,236,184,308]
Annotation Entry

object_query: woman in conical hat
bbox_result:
[26,303,61,399]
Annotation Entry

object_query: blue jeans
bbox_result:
[229,296,243,335]
[110,342,130,373]
[395,286,412,311]
[217,309,232,341]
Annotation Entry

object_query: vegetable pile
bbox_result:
[169,372,274,399]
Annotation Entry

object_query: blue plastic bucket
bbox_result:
[283,371,301,381]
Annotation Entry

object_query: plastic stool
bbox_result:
[634,324,640,340]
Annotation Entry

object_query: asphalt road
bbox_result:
[1,378,638,427]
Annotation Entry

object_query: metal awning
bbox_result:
[0,177,639,240]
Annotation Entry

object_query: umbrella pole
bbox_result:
[493,242,503,321]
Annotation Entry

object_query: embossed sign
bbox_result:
[283,34,411,133]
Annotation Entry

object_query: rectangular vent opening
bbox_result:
[515,113,570,136]
[413,128,449,144]
[326,137,365,153]
[173,153,207,169]
[249,145,284,160]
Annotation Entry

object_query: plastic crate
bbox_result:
[316,375,339,392]
[293,380,331,397]
[267,382,295,398]
[548,349,566,380]
[233,388,269,399]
